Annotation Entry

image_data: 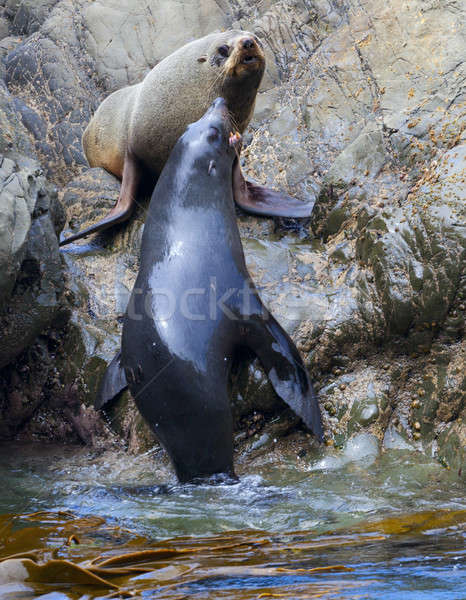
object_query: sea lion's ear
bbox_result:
[197,55,207,63]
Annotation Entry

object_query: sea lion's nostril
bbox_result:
[242,39,255,49]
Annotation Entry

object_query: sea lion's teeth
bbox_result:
[229,132,242,147]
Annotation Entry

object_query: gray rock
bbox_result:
[383,424,415,451]
[12,96,47,139]
[325,123,388,187]
[0,155,32,303]
[5,32,99,174]
[5,0,59,35]
[0,36,21,79]
[343,433,380,464]
[0,154,65,368]
[0,76,33,155]
[0,16,9,39]
[81,0,229,90]
[0,0,463,461]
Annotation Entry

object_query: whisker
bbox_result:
[207,68,226,101]
[227,111,240,134]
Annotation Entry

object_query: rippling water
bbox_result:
[0,442,464,599]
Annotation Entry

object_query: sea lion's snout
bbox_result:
[211,96,228,111]
[224,34,265,77]
[206,97,230,131]
[241,38,258,62]
[237,36,263,66]
[184,98,232,152]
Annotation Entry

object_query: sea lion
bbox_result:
[60,31,313,246]
[96,98,323,483]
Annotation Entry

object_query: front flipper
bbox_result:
[244,315,323,441]
[232,158,314,218]
[59,150,141,246]
[95,351,128,410]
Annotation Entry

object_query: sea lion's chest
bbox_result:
[140,206,246,301]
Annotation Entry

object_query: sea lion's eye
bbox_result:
[207,126,220,141]
[218,45,229,57]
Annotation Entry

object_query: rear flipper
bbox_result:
[59,150,141,247]
[95,351,128,410]
[245,315,323,441]
[232,158,314,218]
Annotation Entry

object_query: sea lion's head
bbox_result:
[199,30,265,84]
[195,31,265,133]
[180,97,237,174]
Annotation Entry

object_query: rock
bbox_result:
[0,36,20,81]
[0,155,65,368]
[0,155,31,302]
[60,168,121,238]
[0,0,463,464]
[437,421,465,478]
[317,366,391,446]
[348,385,381,430]
[310,433,380,471]
[342,433,380,464]
[0,77,34,155]
[0,22,73,440]
[249,433,271,452]
[325,123,388,186]
[252,87,280,123]
[4,0,58,35]
[103,389,157,454]
[81,0,229,90]
[383,424,415,451]
[0,16,9,39]
[353,141,465,346]
[0,154,69,440]
[12,97,47,140]
[5,31,99,176]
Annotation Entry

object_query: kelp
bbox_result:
[0,509,464,599]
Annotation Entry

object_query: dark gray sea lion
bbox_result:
[59,31,313,247]
[97,98,323,482]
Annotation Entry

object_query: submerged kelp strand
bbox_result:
[0,509,464,599]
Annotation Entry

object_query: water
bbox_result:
[0,442,464,599]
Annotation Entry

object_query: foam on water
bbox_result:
[1,442,464,538]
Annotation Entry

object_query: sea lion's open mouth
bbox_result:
[229,131,242,149]
[221,35,265,78]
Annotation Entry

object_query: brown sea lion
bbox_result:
[60,31,313,246]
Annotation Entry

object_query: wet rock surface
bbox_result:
[0,0,463,476]
[0,154,71,438]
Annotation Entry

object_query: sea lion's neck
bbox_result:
[222,74,263,132]
[149,146,236,217]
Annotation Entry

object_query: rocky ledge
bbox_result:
[0,0,464,475]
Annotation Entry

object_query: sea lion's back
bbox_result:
[83,84,139,177]
[128,35,221,173]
